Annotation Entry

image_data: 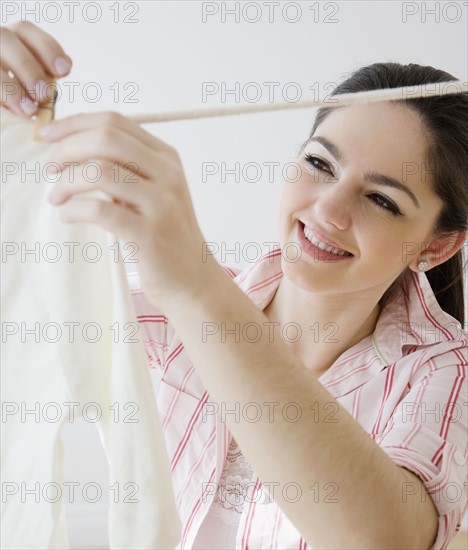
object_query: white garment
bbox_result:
[0,108,181,549]
[192,437,254,549]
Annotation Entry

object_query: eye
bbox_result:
[303,153,403,216]
[368,193,402,216]
[304,153,332,174]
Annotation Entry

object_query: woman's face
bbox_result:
[279,102,445,298]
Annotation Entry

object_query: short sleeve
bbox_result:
[377,361,467,550]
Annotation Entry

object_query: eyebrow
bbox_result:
[307,136,421,209]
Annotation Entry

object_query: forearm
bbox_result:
[160,259,421,548]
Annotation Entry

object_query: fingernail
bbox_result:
[39,123,54,137]
[54,55,71,75]
[20,97,37,116]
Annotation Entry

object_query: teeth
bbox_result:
[303,226,350,256]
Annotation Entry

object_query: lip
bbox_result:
[299,221,353,255]
[297,221,354,262]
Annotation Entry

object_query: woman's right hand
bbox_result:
[0,21,72,118]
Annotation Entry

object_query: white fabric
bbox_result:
[0,108,181,549]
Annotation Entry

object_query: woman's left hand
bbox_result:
[43,111,213,309]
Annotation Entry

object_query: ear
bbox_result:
[409,230,467,272]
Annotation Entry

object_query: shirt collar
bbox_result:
[232,246,464,373]
[371,265,465,365]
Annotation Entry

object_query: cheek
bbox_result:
[359,227,409,268]
[280,180,310,214]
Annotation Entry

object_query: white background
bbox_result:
[2,1,467,547]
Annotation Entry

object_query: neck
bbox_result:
[262,277,382,378]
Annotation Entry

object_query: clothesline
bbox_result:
[33,80,467,137]
[128,81,468,124]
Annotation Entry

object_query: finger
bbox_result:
[38,110,177,156]
[0,25,51,103]
[48,159,150,209]
[0,67,37,117]
[55,196,141,240]
[47,125,166,180]
[11,21,72,79]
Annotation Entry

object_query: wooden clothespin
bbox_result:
[33,77,57,141]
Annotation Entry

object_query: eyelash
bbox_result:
[303,154,402,216]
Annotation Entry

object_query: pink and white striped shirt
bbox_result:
[126,246,467,550]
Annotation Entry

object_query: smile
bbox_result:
[303,226,352,256]
[297,222,354,262]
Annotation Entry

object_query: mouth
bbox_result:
[298,221,354,257]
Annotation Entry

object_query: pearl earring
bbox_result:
[418,261,429,271]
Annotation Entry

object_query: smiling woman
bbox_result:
[296,63,468,325]
[169,63,468,550]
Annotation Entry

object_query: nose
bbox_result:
[311,179,353,231]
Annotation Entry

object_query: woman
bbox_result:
[1,21,467,550]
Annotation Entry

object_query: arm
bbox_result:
[160,257,440,549]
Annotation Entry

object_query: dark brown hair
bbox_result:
[299,62,468,324]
